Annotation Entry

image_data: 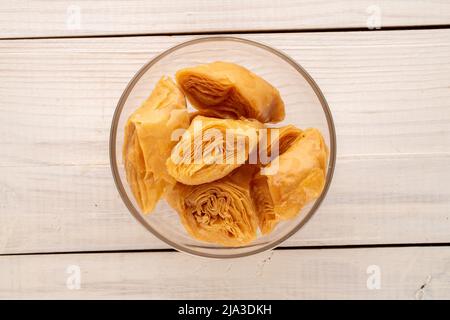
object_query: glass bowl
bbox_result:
[110,36,336,258]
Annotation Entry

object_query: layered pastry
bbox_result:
[166,166,258,246]
[176,61,285,123]
[122,61,329,246]
[166,115,263,185]
[251,128,328,234]
[123,77,190,213]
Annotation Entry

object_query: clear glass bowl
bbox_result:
[110,37,336,258]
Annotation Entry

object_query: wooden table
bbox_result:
[1,0,450,299]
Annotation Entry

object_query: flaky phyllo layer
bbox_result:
[166,115,263,185]
[251,128,328,234]
[176,62,285,123]
[123,77,190,213]
[122,61,329,246]
[166,166,258,246]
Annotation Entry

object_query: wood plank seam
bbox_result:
[1,25,450,41]
[2,242,450,257]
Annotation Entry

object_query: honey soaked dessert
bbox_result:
[123,61,328,246]
[123,77,189,213]
[166,166,258,246]
[166,115,263,185]
[252,128,328,234]
[176,61,285,123]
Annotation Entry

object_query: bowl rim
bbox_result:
[109,36,337,259]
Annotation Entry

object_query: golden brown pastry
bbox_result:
[251,128,328,234]
[121,60,330,245]
[258,125,303,165]
[176,61,285,123]
[123,77,190,213]
[166,115,263,185]
[166,166,258,246]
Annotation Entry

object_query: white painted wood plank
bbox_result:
[1,1,450,38]
[1,156,449,254]
[1,30,449,167]
[0,30,449,254]
[0,247,448,299]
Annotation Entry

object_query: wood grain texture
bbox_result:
[0,30,450,254]
[1,157,450,254]
[1,247,449,299]
[0,0,450,38]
